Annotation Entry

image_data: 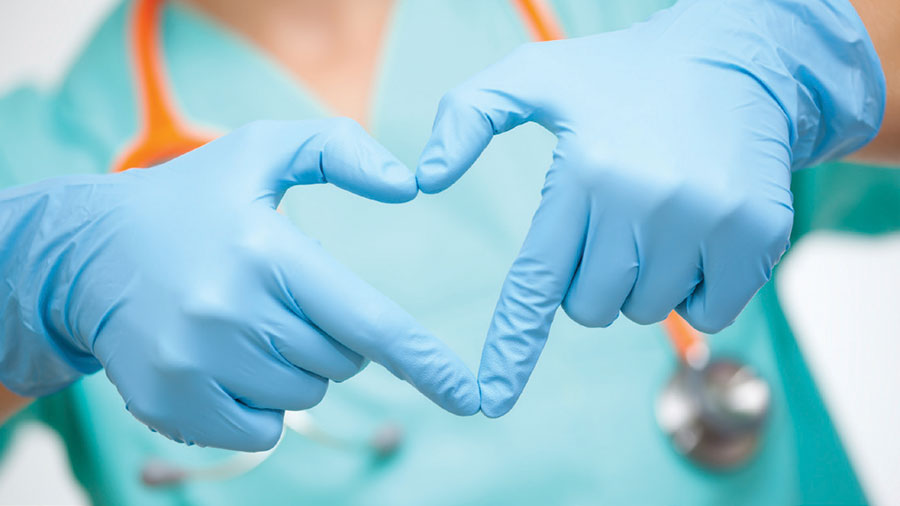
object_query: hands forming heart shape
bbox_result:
[0,0,884,451]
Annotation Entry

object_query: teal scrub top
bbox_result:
[2,1,897,504]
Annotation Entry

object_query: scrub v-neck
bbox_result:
[163,0,404,133]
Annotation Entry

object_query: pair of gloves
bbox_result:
[0,0,884,450]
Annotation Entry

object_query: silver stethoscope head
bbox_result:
[140,411,404,487]
[656,344,771,470]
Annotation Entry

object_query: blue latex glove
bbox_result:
[0,119,480,450]
[416,0,885,417]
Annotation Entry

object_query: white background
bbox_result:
[0,1,897,504]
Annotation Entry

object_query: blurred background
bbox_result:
[0,1,897,504]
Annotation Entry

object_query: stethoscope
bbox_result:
[118,0,771,486]
[656,317,771,469]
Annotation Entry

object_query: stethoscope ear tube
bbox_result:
[140,412,404,487]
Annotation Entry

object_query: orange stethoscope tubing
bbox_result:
[111,0,213,173]
[116,0,707,363]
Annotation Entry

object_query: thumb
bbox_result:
[182,118,418,205]
[416,43,550,193]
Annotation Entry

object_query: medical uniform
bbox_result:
[1,1,896,504]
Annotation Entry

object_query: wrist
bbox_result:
[0,176,108,396]
[663,0,886,168]
[756,0,885,167]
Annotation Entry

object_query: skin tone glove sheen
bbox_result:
[0,119,480,451]
[416,0,886,417]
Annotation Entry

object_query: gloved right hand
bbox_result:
[0,119,480,451]
[415,0,885,417]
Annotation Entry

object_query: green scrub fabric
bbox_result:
[2,1,896,504]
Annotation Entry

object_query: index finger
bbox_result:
[275,222,480,416]
[478,170,589,417]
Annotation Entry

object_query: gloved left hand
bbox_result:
[416,0,885,417]
[0,119,480,450]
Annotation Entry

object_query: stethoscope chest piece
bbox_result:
[656,359,770,470]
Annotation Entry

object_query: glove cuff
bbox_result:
[665,0,886,169]
[0,177,104,396]
[761,0,886,168]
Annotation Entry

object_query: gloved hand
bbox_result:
[0,119,480,450]
[416,0,885,417]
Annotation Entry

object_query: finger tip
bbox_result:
[378,164,419,203]
[386,183,419,203]
[477,378,515,418]
[414,162,452,194]
[678,299,732,335]
[454,395,482,417]
[479,401,512,419]
[417,361,480,416]
[446,377,481,417]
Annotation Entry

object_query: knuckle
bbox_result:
[245,423,283,452]
[437,83,487,117]
[126,395,178,438]
[684,309,732,335]
[438,86,468,112]
[568,163,603,191]
[620,305,668,326]
[555,145,617,193]
[760,207,793,250]
[562,298,617,329]
[151,344,183,372]
[690,318,728,335]
[325,116,364,140]
[735,195,794,254]
[181,292,231,323]
[150,338,199,378]
[238,119,277,140]
[178,274,249,325]
[232,224,278,267]
[331,359,367,383]
[281,374,328,411]
[301,377,328,409]
[126,397,157,425]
